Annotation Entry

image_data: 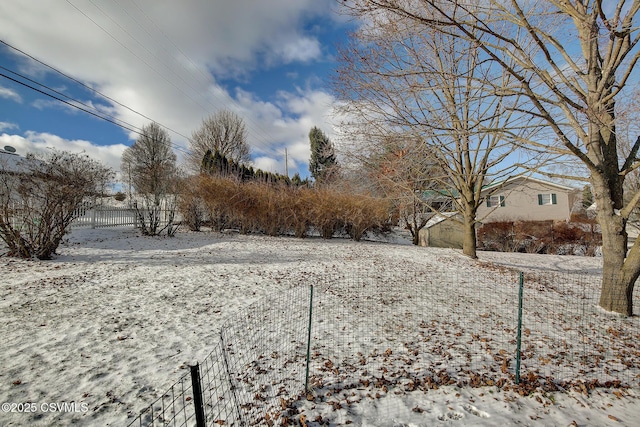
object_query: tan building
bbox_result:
[418,212,464,249]
[476,176,581,223]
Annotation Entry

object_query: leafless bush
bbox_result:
[177,176,206,231]
[309,188,344,239]
[340,193,392,241]
[197,175,238,231]
[189,175,391,240]
[478,220,602,256]
[0,150,113,259]
[288,188,313,238]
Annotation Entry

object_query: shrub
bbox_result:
[288,188,313,238]
[477,221,518,252]
[197,175,238,231]
[341,193,392,241]
[477,219,602,256]
[310,188,344,239]
[186,175,393,241]
[177,176,206,231]
[0,150,114,259]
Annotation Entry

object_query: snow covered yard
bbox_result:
[0,227,639,426]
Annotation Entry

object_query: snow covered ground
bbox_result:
[0,227,638,426]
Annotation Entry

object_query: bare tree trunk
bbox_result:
[412,228,420,246]
[462,211,477,259]
[598,209,636,316]
[593,174,638,316]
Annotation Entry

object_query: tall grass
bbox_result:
[178,175,392,240]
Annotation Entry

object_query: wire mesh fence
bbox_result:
[217,285,312,424]
[127,371,196,427]
[128,269,640,426]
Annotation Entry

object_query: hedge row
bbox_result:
[178,175,392,241]
[477,219,602,256]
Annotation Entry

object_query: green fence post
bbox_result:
[305,285,314,393]
[515,272,524,385]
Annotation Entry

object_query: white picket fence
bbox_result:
[72,206,139,228]
[72,205,181,229]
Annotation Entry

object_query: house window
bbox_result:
[538,193,557,205]
[486,195,505,207]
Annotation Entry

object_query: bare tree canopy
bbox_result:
[188,110,250,171]
[121,122,178,236]
[341,0,640,315]
[362,135,447,245]
[336,1,542,258]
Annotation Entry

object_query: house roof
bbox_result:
[480,175,577,194]
[0,149,27,174]
[422,189,460,199]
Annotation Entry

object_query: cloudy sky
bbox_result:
[0,0,351,182]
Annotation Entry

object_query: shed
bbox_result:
[418,212,464,249]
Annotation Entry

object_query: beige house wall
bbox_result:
[476,178,578,223]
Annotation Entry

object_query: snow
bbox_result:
[0,227,638,426]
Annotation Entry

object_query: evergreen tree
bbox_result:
[582,185,594,209]
[291,173,309,187]
[309,126,337,183]
[201,149,213,173]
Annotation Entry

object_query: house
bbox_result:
[0,146,25,175]
[418,175,581,249]
[476,175,581,223]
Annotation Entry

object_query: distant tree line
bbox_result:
[201,149,309,186]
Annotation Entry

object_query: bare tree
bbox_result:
[335,4,540,258]
[0,150,113,259]
[358,135,445,245]
[188,110,250,172]
[342,0,640,315]
[122,122,178,236]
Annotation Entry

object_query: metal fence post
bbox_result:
[190,363,206,427]
[515,272,524,385]
[305,284,314,393]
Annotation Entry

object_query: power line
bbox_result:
[2,1,304,174]
[0,39,191,148]
[69,0,215,128]
[0,72,145,137]
[76,0,282,155]
[0,64,145,135]
[0,66,191,156]
[124,0,278,153]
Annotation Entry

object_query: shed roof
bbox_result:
[425,212,460,228]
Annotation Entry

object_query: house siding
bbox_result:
[477,178,577,223]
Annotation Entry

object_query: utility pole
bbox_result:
[284,148,289,177]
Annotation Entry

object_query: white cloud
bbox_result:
[273,37,323,64]
[252,156,282,174]
[0,0,342,177]
[0,131,127,178]
[0,122,18,132]
[0,86,22,103]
